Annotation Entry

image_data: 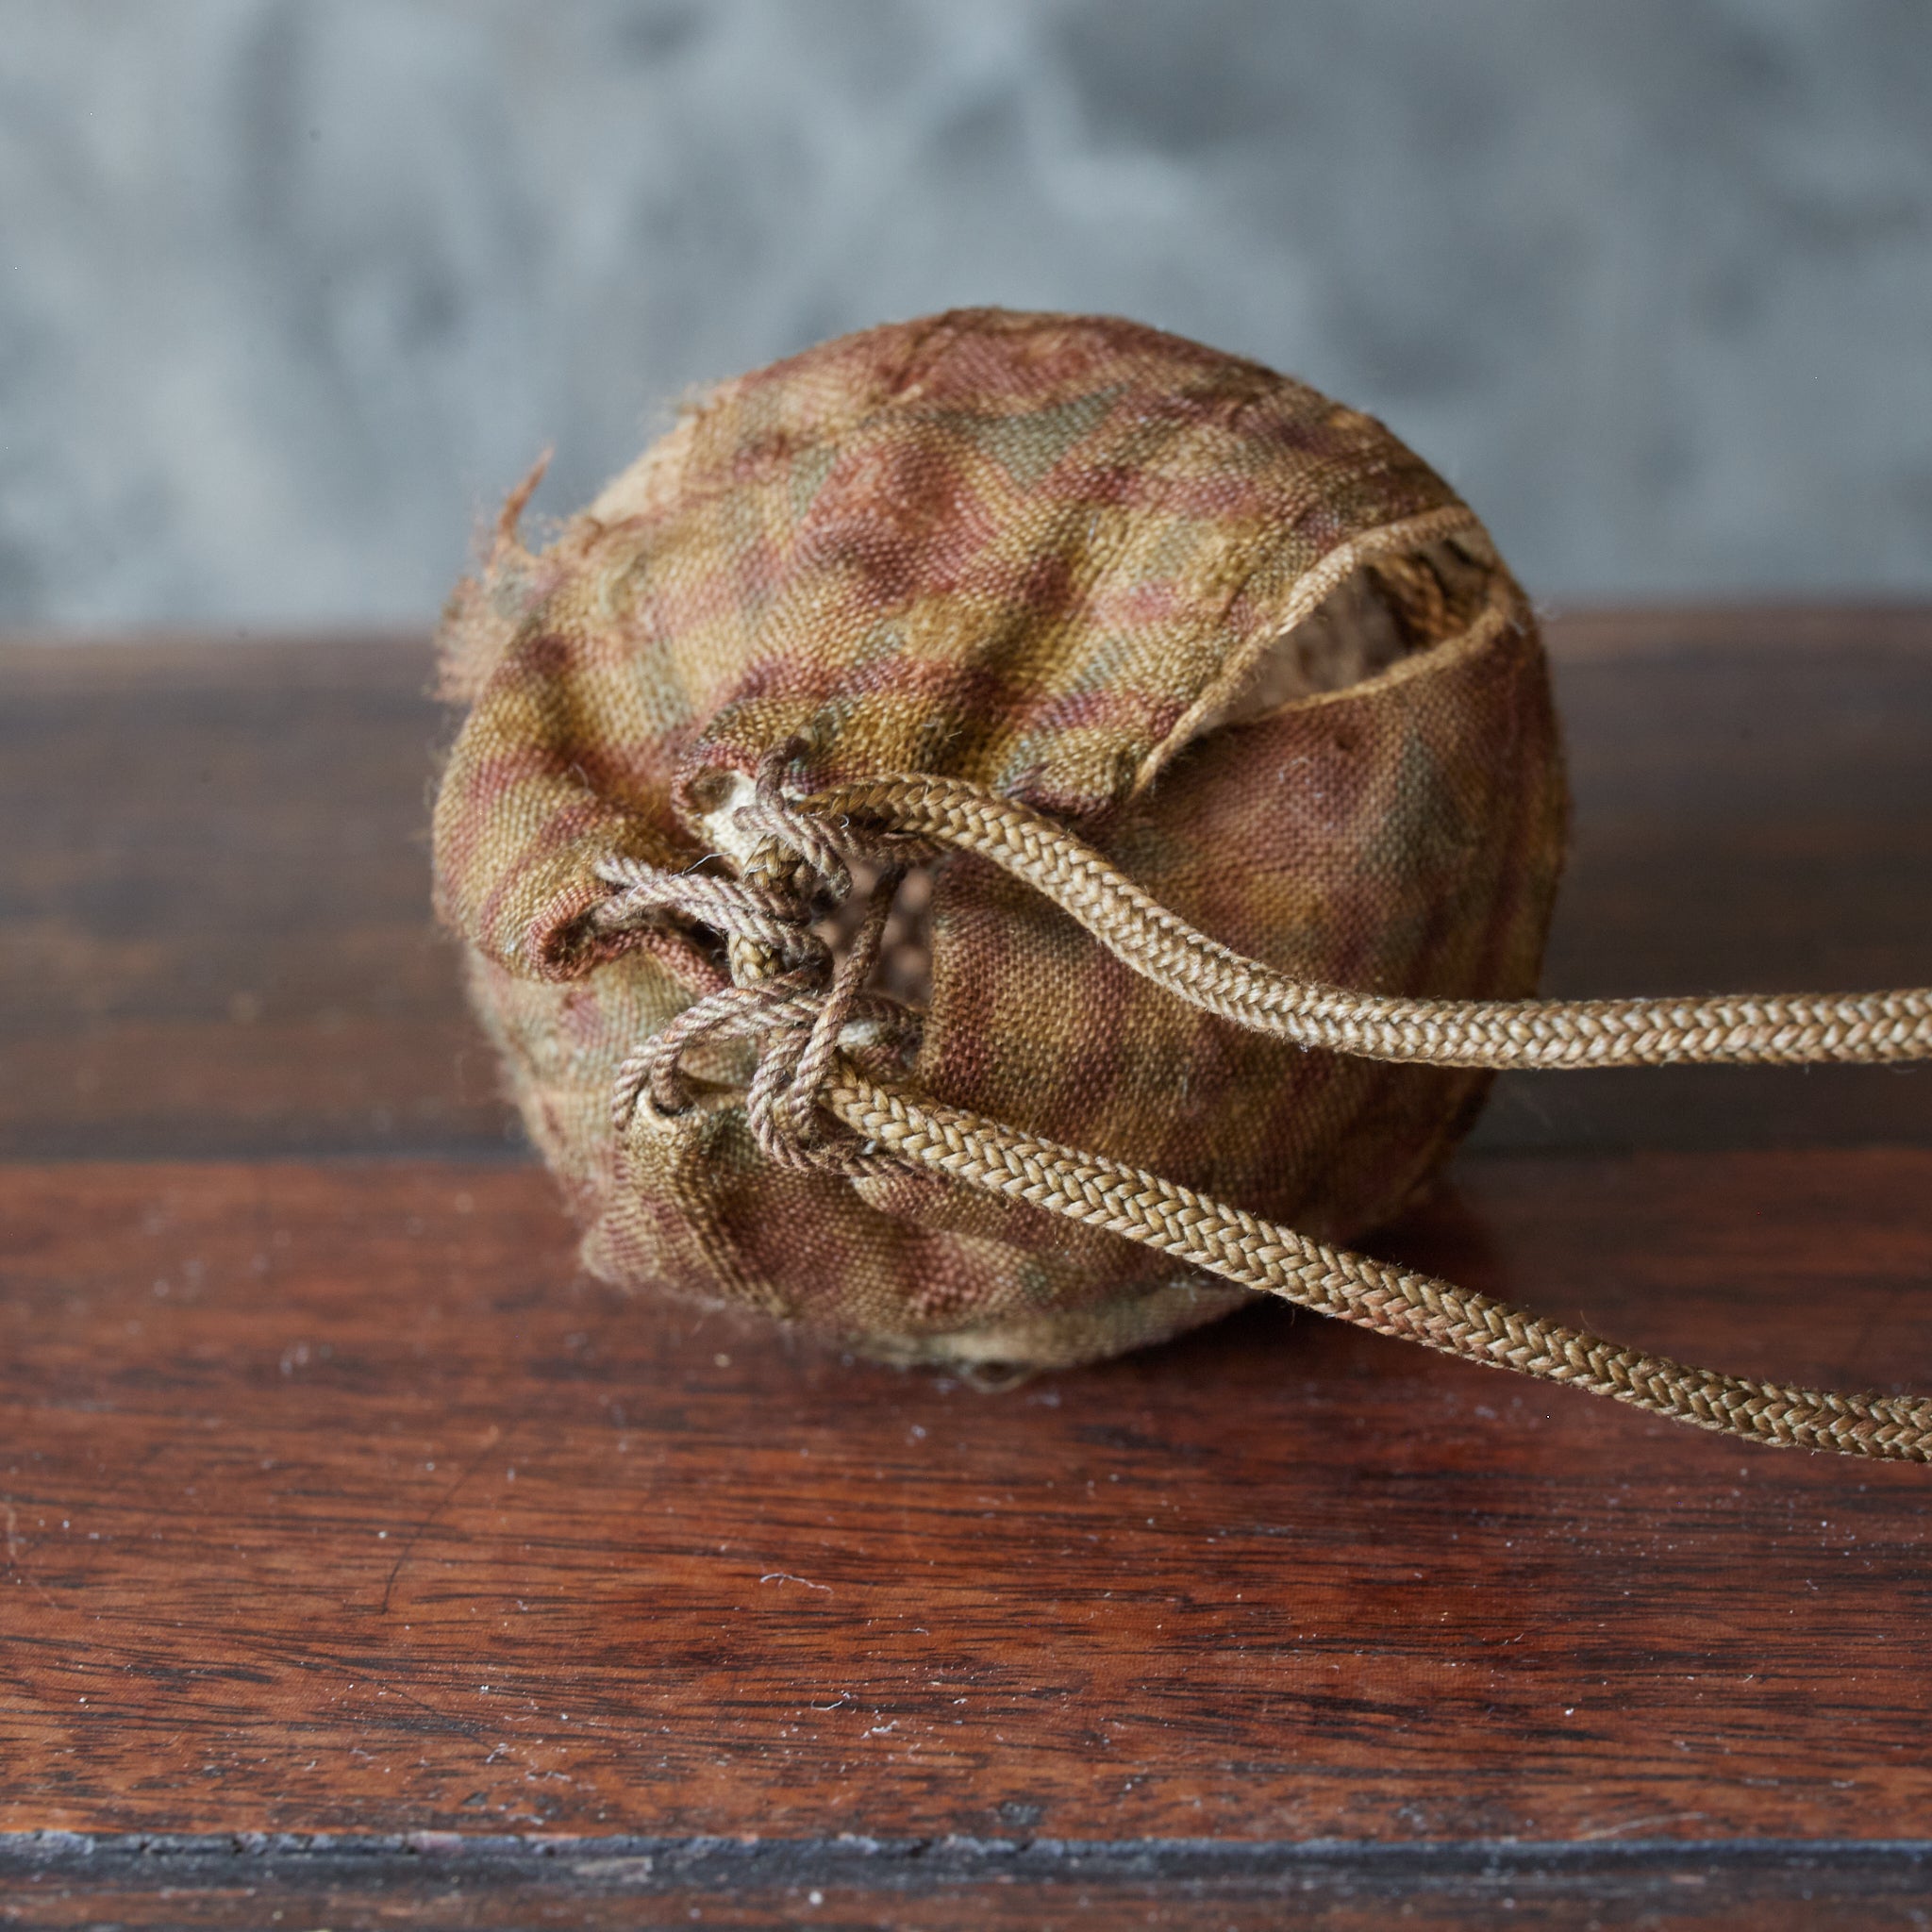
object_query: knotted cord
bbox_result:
[593,752,924,1176]
[595,744,1932,1460]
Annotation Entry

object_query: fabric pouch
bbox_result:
[434,309,1929,1458]
[433,309,1564,1373]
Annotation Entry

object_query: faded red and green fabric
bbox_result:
[433,308,1567,1372]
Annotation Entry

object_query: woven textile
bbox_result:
[432,309,1568,1371]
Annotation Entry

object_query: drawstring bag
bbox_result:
[433,309,1930,1459]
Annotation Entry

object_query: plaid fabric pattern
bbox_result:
[433,310,1567,1370]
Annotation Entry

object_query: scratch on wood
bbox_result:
[380,1423,515,1615]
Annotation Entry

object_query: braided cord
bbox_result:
[824,1073,1932,1460]
[594,742,1931,1460]
[811,774,1932,1069]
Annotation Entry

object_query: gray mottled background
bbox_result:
[4,0,1929,629]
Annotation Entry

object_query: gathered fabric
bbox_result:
[432,308,1925,1442]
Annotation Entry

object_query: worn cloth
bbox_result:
[432,309,1568,1371]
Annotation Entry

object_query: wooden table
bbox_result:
[2,610,1928,1927]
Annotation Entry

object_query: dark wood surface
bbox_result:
[2,611,1929,1928]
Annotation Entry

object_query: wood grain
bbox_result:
[1,614,1928,1925]
[5,1153,1931,1846]
[0,636,509,1161]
